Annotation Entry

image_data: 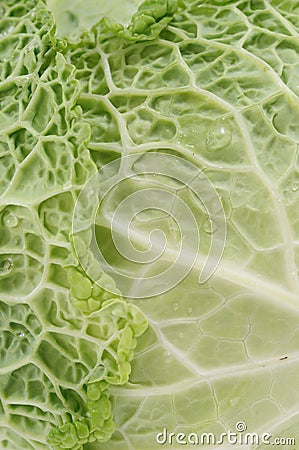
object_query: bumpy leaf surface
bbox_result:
[1,0,299,449]
[0,2,147,449]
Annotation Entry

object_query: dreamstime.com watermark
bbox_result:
[156,422,296,446]
[72,152,226,298]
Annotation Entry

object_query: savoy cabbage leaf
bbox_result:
[1,0,299,449]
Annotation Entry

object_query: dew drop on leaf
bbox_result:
[203,218,218,234]
[206,119,232,151]
[3,212,18,228]
[16,331,25,339]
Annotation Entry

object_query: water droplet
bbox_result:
[291,182,299,192]
[16,331,25,339]
[206,119,232,151]
[173,302,179,311]
[203,218,218,234]
[187,307,193,314]
[0,258,13,276]
[163,351,174,364]
[179,332,184,339]
[3,212,18,228]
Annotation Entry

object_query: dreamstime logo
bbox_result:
[155,422,296,446]
[72,152,226,298]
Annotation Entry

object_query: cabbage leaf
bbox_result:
[1,0,299,449]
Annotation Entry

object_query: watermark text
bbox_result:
[156,422,295,446]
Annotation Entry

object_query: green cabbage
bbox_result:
[1,0,299,449]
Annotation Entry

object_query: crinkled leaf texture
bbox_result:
[1,0,299,449]
[0,2,147,450]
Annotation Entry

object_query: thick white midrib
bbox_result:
[188,254,298,310]
[107,218,299,308]
[95,189,299,307]
[213,262,299,309]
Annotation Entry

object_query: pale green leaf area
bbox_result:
[1,0,299,449]
[47,0,143,40]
